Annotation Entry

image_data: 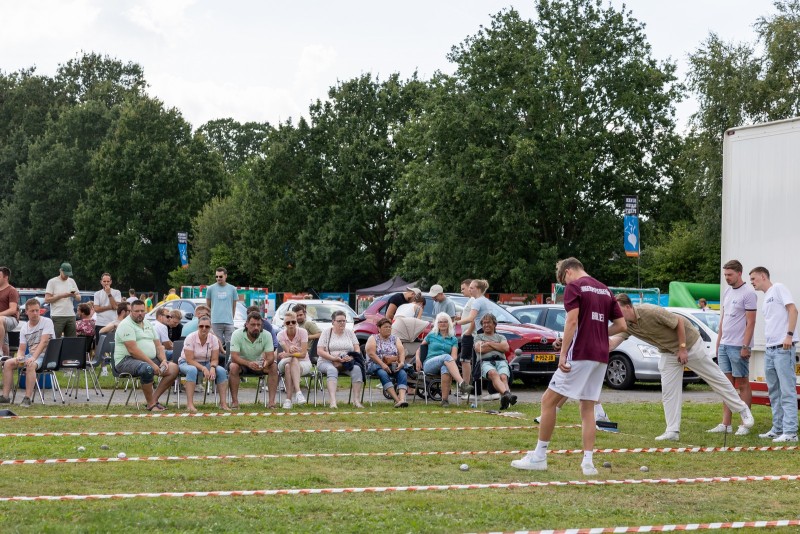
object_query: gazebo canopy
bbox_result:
[356,276,416,295]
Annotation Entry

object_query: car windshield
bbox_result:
[691,312,720,333]
[430,295,520,324]
[284,303,356,323]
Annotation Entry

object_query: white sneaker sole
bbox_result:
[510,459,547,471]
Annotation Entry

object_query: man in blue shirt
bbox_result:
[205,267,239,351]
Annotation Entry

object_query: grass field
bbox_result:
[0,397,797,533]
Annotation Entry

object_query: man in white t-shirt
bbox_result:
[0,299,55,407]
[126,289,138,304]
[709,259,757,435]
[153,308,174,355]
[749,266,798,443]
[45,262,80,338]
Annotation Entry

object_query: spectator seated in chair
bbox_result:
[415,312,473,407]
[366,318,408,408]
[0,299,54,407]
[474,313,517,410]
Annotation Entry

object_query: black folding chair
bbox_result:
[105,349,141,410]
[61,336,96,401]
[13,338,65,405]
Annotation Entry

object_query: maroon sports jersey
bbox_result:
[563,276,622,363]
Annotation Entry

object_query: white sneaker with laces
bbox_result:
[655,431,680,441]
[581,463,598,476]
[740,407,755,429]
[282,399,292,410]
[759,430,780,439]
[511,453,547,471]
[295,391,306,405]
[533,416,542,424]
[772,433,798,443]
[706,424,732,434]
[735,426,750,436]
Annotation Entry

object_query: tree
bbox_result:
[197,118,272,175]
[393,2,682,291]
[71,96,224,291]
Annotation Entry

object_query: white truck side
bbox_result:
[721,117,800,404]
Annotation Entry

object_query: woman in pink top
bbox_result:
[277,311,312,409]
[178,316,230,412]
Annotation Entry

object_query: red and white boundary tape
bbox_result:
[0,474,797,502]
[482,519,800,534]
[0,425,545,438]
[1,445,795,467]
[10,409,486,420]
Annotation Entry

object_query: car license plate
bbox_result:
[533,354,557,363]
[684,367,691,372]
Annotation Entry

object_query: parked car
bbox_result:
[271,299,358,332]
[665,307,720,359]
[508,304,702,390]
[146,298,248,330]
[354,293,559,385]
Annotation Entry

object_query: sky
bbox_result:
[0,0,778,131]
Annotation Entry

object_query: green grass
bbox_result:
[0,400,797,533]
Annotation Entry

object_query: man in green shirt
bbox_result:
[611,294,754,441]
[114,300,179,411]
[229,312,276,409]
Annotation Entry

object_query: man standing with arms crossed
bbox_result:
[708,260,757,435]
[749,267,798,442]
[512,258,626,475]
[206,267,238,352]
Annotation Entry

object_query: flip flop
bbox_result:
[147,403,165,412]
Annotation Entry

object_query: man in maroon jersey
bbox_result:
[512,257,626,475]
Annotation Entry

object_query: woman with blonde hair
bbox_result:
[415,312,473,407]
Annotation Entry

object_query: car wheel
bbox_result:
[606,353,635,390]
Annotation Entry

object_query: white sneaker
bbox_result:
[533,416,542,424]
[511,453,547,471]
[595,413,611,423]
[759,430,780,439]
[481,393,501,401]
[735,426,750,436]
[739,407,755,429]
[581,463,598,476]
[294,392,306,405]
[655,431,680,441]
[772,434,798,443]
[706,424,732,434]
[282,399,292,410]
[100,368,109,377]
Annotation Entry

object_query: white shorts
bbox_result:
[547,360,606,402]
[277,358,312,376]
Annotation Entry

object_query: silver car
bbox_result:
[507,304,702,390]
[271,299,358,332]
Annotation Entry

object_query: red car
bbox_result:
[354,293,559,384]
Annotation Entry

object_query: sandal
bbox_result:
[147,403,166,412]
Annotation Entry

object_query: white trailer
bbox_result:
[721,117,800,405]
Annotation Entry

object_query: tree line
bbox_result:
[1,0,799,295]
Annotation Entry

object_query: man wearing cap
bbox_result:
[430,284,456,320]
[45,262,80,338]
[385,287,422,321]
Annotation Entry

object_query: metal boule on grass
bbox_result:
[459,463,469,471]
[117,452,127,459]
[640,465,649,472]
[77,446,85,452]
[100,444,110,450]
[602,461,612,468]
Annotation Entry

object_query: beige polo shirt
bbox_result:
[617,304,699,354]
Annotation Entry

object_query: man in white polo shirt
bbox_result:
[749,266,798,443]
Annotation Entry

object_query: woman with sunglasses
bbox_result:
[178,316,230,412]
[277,311,312,409]
[416,312,473,407]
[365,317,408,407]
[316,310,363,409]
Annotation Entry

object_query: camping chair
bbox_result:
[85,334,109,397]
[12,338,65,405]
[312,351,366,407]
[410,344,460,406]
[105,349,142,410]
[61,336,95,401]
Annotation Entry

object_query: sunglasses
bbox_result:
[215,275,224,279]
[198,325,211,330]
[284,320,297,325]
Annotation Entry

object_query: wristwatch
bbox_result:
[679,343,686,348]
[788,331,794,336]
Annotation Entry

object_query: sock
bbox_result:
[594,404,607,420]
[532,439,549,460]
[582,450,594,465]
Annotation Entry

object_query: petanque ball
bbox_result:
[640,465,649,472]
[459,463,469,471]
[117,452,127,459]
